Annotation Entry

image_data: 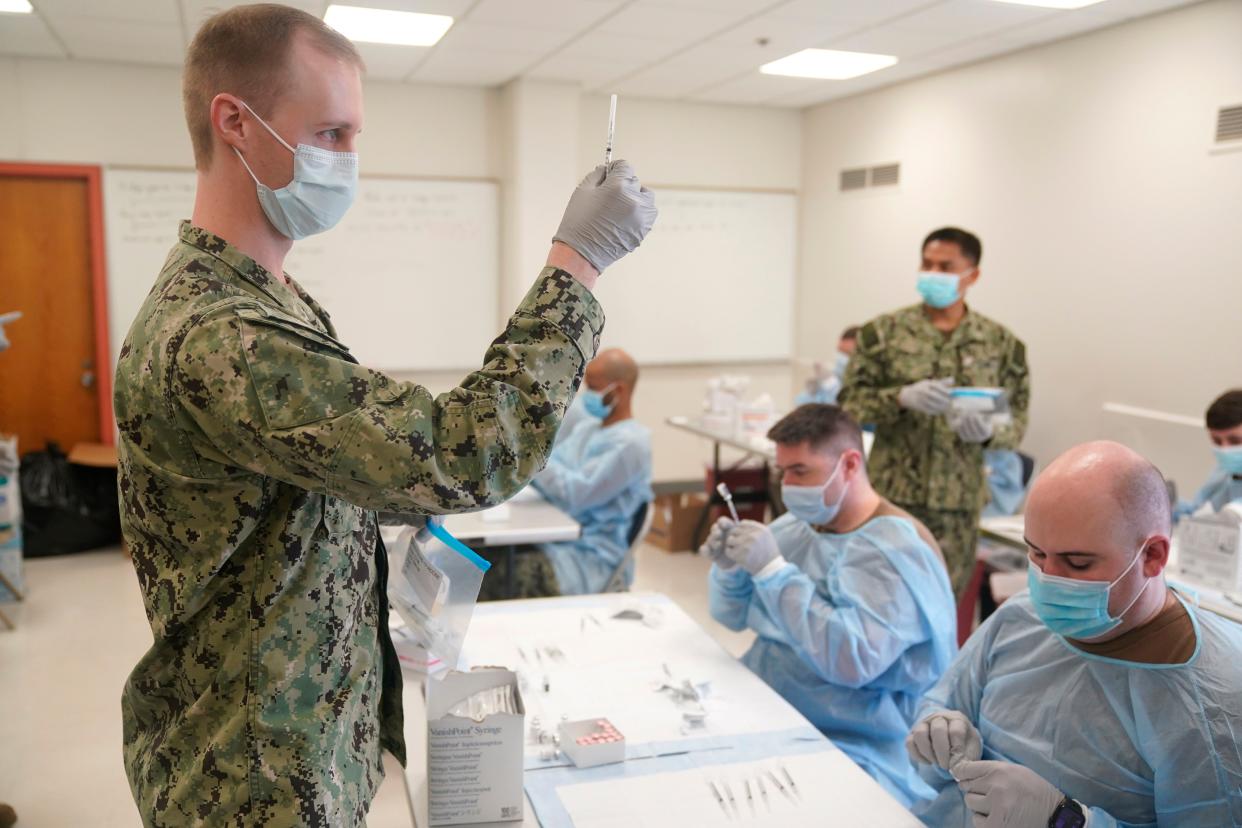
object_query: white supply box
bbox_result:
[1175,507,1242,594]
[427,667,526,826]
[559,718,626,769]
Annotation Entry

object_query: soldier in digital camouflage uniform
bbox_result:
[113,6,656,826]
[839,227,1029,599]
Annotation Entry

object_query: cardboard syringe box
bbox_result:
[426,667,525,826]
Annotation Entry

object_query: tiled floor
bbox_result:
[0,543,753,827]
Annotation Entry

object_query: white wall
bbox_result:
[797,0,1242,492]
[0,56,498,177]
[576,95,802,482]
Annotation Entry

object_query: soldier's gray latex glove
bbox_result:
[952,410,994,444]
[723,520,785,576]
[955,760,1066,828]
[898,377,954,415]
[553,160,657,273]
[907,710,983,773]
[698,516,738,571]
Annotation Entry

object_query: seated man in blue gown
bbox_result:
[478,348,652,599]
[1176,388,1242,521]
[702,403,956,807]
[909,440,1242,828]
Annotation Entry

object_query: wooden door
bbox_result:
[0,169,107,454]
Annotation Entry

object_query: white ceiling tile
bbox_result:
[411,46,533,85]
[887,0,1055,37]
[323,0,472,14]
[770,0,939,29]
[915,35,1024,69]
[991,5,1118,49]
[526,53,637,88]
[708,14,855,52]
[611,42,754,98]
[639,0,776,13]
[553,29,685,62]
[825,26,963,59]
[596,0,751,40]
[36,0,179,25]
[692,71,820,105]
[54,17,185,64]
[468,0,623,33]
[353,41,427,80]
[439,20,573,53]
[0,12,66,58]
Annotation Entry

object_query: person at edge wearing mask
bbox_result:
[796,325,859,405]
[701,404,956,807]
[908,441,1242,828]
[112,5,657,826]
[1175,388,1242,520]
[840,227,1030,599]
[477,348,653,599]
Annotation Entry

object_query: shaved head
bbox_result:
[587,348,639,388]
[581,348,639,424]
[1029,441,1170,548]
[1024,441,1172,636]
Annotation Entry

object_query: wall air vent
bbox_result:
[839,167,868,191]
[1216,104,1242,143]
[869,163,900,186]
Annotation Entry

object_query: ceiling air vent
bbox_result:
[1216,104,1242,143]
[839,167,867,191]
[870,163,900,186]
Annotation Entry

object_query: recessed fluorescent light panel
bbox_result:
[324,4,454,47]
[0,0,34,13]
[760,48,898,80]
[988,0,1106,8]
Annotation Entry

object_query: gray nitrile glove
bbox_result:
[553,160,658,273]
[955,760,1066,828]
[723,520,784,576]
[698,516,738,571]
[906,710,983,773]
[898,377,954,415]
[952,410,994,444]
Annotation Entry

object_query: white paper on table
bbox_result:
[556,751,922,828]
[459,600,808,757]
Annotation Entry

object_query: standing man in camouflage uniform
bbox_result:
[113,5,656,827]
[839,228,1029,599]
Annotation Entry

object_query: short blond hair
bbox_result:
[183,3,363,169]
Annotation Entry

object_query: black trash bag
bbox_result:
[20,443,121,557]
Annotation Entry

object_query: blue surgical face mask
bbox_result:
[782,454,850,526]
[833,350,851,378]
[581,382,617,419]
[1214,444,1242,476]
[916,271,962,309]
[1026,544,1149,640]
[233,101,359,240]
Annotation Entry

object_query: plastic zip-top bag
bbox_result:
[388,521,491,671]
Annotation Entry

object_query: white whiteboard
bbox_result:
[592,188,796,364]
[103,168,500,373]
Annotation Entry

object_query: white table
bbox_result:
[399,592,919,827]
[441,494,580,547]
[666,415,779,462]
[381,492,581,601]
